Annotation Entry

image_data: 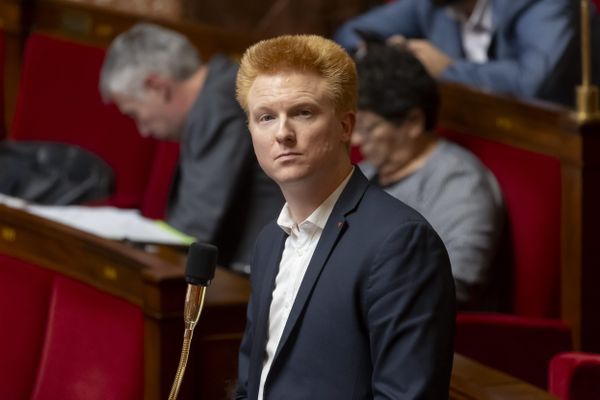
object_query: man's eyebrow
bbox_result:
[250,105,273,114]
[290,100,319,108]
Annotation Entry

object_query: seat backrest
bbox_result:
[140,140,180,219]
[0,255,53,399]
[440,129,561,318]
[10,33,156,208]
[0,253,144,400]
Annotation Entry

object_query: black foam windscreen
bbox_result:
[185,242,218,286]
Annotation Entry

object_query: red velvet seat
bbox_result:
[549,352,600,400]
[10,33,157,208]
[0,253,144,399]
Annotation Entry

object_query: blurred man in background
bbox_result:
[100,23,284,271]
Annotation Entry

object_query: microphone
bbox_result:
[168,242,218,400]
[183,242,217,331]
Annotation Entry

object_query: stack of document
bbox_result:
[0,194,193,246]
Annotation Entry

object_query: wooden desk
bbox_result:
[451,354,557,400]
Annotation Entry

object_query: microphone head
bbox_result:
[185,242,218,286]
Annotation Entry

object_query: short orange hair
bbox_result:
[236,35,357,115]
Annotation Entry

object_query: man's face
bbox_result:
[353,110,415,171]
[246,71,353,189]
[112,88,184,140]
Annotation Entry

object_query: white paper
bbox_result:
[25,205,193,245]
[0,193,28,209]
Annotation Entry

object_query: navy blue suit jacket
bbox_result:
[236,169,456,399]
[335,0,600,106]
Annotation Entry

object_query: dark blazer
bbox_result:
[236,169,456,399]
[335,0,600,106]
[167,55,284,269]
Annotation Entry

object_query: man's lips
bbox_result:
[275,152,302,160]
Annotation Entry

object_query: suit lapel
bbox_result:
[248,228,287,398]
[270,170,369,365]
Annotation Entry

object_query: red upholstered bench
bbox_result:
[10,33,157,208]
[0,254,144,399]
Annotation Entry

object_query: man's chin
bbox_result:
[270,172,309,188]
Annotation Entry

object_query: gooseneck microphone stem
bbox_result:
[168,285,207,400]
[167,242,217,400]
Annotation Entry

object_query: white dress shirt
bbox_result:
[449,0,494,63]
[257,169,353,400]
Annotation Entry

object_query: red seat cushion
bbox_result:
[11,33,157,208]
[0,255,54,399]
[30,275,144,400]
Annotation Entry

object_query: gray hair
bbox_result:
[99,23,201,100]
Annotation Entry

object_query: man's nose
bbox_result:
[275,118,296,144]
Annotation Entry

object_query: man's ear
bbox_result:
[143,74,173,102]
[404,108,425,139]
[340,111,356,142]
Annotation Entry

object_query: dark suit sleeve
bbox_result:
[441,0,576,99]
[170,110,252,243]
[366,220,455,399]
[333,0,422,51]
